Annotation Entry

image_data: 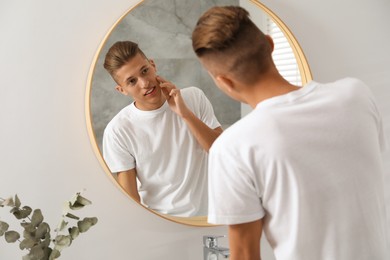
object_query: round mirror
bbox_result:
[86,0,312,226]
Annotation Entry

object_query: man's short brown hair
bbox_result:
[104,41,147,82]
[192,6,273,85]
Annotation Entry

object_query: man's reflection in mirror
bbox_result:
[102,41,223,217]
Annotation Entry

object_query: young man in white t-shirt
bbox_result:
[102,41,223,216]
[192,6,388,260]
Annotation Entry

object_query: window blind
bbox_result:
[267,19,302,86]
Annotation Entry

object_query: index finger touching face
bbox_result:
[156,75,167,84]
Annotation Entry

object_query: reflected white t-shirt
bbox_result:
[103,87,220,217]
[208,78,389,259]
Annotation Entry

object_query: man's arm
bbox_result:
[117,169,141,203]
[228,219,263,260]
[182,115,223,152]
[157,76,222,152]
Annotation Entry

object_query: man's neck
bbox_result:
[244,71,301,108]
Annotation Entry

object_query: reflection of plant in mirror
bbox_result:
[0,191,98,260]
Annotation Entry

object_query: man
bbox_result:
[102,41,223,217]
[192,6,388,260]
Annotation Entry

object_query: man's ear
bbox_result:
[265,35,274,52]
[149,59,157,70]
[115,85,127,95]
[216,75,236,94]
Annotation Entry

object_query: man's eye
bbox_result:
[142,68,149,74]
[128,78,137,85]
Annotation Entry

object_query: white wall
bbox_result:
[0,0,388,260]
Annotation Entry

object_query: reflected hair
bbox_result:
[103,41,147,80]
[192,6,272,85]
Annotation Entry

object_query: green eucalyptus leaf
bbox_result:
[69,195,92,210]
[68,201,84,210]
[5,230,20,243]
[36,222,50,239]
[31,209,44,228]
[69,192,81,205]
[43,246,53,260]
[11,208,23,219]
[10,207,18,214]
[0,221,9,236]
[49,249,61,260]
[29,245,45,260]
[68,226,79,240]
[21,206,32,217]
[77,195,92,205]
[12,206,32,219]
[19,238,36,250]
[22,254,33,260]
[21,221,30,228]
[41,233,51,248]
[65,212,79,220]
[90,217,98,225]
[55,219,68,232]
[53,235,72,251]
[77,217,98,233]
[1,197,14,207]
[21,222,35,233]
[23,226,37,241]
[14,194,21,208]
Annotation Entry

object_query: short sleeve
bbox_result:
[207,138,265,225]
[359,78,389,153]
[377,113,388,153]
[184,87,221,129]
[200,92,221,129]
[102,125,135,173]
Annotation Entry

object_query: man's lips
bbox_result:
[144,86,156,96]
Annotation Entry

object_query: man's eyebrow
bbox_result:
[125,75,135,84]
[124,64,149,84]
[139,64,148,72]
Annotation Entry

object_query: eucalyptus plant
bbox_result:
[0,192,98,260]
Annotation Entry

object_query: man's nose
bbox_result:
[139,78,149,88]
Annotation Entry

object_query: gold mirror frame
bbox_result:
[85,0,312,227]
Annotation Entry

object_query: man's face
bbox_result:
[115,53,165,111]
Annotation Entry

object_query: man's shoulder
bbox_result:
[181,86,204,97]
[212,115,259,152]
[335,77,365,86]
[180,86,207,109]
[326,78,374,103]
[105,104,134,133]
[323,77,369,92]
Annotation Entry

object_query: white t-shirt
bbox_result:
[208,78,389,259]
[103,87,220,217]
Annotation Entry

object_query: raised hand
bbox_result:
[157,75,191,118]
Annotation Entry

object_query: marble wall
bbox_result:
[91,0,240,148]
